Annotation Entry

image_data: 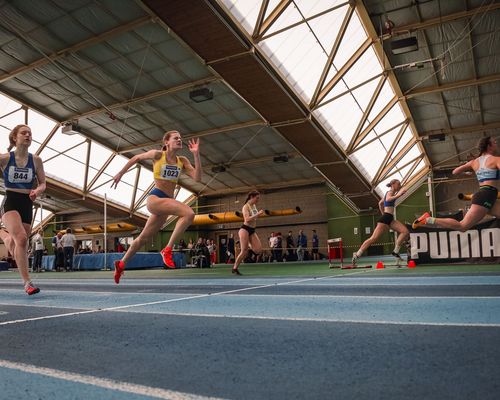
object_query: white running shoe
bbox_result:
[351,253,358,265]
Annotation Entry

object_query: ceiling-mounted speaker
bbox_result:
[189,87,214,103]
[390,36,418,54]
[428,133,446,142]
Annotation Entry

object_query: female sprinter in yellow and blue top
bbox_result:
[0,124,46,295]
[232,190,264,275]
[111,130,201,283]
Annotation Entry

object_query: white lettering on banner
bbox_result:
[481,229,500,257]
[410,227,500,259]
[410,233,427,259]
[428,232,449,258]
[449,231,480,258]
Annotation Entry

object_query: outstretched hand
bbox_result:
[188,138,199,155]
[111,173,122,189]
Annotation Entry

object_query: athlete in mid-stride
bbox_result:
[232,190,264,275]
[413,136,500,231]
[352,179,409,265]
[111,130,201,283]
[0,124,46,295]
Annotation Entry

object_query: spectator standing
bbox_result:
[275,232,283,262]
[208,239,216,265]
[31,228,44,272]
[286,231,295,261]
[52,231,64,271]
[296,229,307,261]
[178,238,187,266]
[116,241,125,253]
[312,230,320,260]
[61,228,76,271]
[227,233,235,264]
[269,232,277,262]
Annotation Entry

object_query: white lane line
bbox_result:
[97,311,500,328]
[0,359,224,400]
[0,274,344,326]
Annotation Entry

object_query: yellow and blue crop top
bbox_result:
[477,155,499,182]
[153,152,183,183]
[3,152,36,190]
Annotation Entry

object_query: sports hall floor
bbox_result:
[0,259,499,400]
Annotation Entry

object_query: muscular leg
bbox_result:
[431,205,487,232]
[0,228,14,256]
[249,233,262,255]
[390,220,409,253]
[121,214,166,266]
[2,212,30,285]
[233,229,249,271]
[356,223,389,257]
[146,197,195,249]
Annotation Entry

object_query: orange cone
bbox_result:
[408,260,416,268]
[376,261,384,269]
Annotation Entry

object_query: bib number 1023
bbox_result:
[161,166,179,179]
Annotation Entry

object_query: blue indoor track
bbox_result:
[1,267,499,400]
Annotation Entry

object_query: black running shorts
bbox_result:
[377,212,394,226]
[0,191,33,224]
[471,185,498,210]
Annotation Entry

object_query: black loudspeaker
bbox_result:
[391,36,418,54]
[428,133,446,142]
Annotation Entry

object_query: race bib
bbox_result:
[159,165,180,181]
[8,166,33,183]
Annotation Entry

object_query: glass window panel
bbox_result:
[392,130,414,157]
[302,3,349,51]
[350,76,383,112]
[332,12,366,67]
[342,47,383,89]
[366,80,395,121]
[371,106,406,136]
[262,23,326,102]
[349,140,386,180]
[317,94,363,147]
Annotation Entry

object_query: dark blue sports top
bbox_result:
[383,191,396,207]
[3,152,36,190]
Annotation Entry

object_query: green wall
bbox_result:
[326,182,430,257]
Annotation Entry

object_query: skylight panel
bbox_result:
[317,93,363,148]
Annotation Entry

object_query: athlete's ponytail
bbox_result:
[478,136,491,155]
[8,124,27,151]
[244,190,260,204]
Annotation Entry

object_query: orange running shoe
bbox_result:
[160,246,175,269]
[412,212,431,229]
[114,260,125,284]
[25,282,40,296]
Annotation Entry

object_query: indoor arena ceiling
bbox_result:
[0,0,498,216]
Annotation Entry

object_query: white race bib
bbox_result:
[159,165,180,181]
[8,166,33,183]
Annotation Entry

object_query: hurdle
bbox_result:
[327,237,372,269]
[327,238,343,268]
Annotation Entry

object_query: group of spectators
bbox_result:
[174,237,225,268]
[267,229,320,263]
[171,229,321,267]
[24,228,321,272]
[29,228,105,272]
